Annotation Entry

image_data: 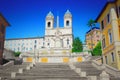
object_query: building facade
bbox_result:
[0,13,10,64]
[5,37,44,52]
[85,27,100,50]
[4,10,73,53]
[96,0,120,70]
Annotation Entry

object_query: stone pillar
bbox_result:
[26,66,30,70]
[110,7,120,70]
[30,63,33,68]
[69,64,76,70]
[110,8,119,42]
[18,68,23,74]
[88,76,97,80]
[32,61,36,66]
[75,68,81,73]
[100,71,110,80]
[11,72,16,78]
[81,71,86,77]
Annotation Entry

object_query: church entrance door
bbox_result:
[55,38,63,48]
[56,40,61,48]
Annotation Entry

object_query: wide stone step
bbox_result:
[17,73,79,77]
[0,72,11,76]
[75,65,93,67]
[11,76,88,80]
[86,71,101,76]
[2,65,29,72]
[34,66,70,69]
[28,68,71,71]
[35,65,69,68]
[25,69,74,72]
[21,70,78,76]
[110,77,120,80]
[75,64,94,67]
[76,67,99,72]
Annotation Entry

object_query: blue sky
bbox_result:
[0,0,107,43]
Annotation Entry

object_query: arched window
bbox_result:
[48,22,51,27]
[66,21,70,26]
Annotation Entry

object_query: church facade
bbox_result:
[44,10,73,50]
[4,10,73,53]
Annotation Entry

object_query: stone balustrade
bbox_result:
[92,60,120,78]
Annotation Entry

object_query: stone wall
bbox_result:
[3,48,15,59]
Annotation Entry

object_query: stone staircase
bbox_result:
[0,62,30,79]
[0,61,120,80]
[10,63,88,80]
[74,61,120,80]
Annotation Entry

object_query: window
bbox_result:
[18,47,19,51]
[93,43,95,46]
[34,45,36,48]
[107,14,110,23]
[97,35,99,38]
[105,56,108,64]
[48,43,49,46]
[35,40,37,44]
[67,39,69,45]
[101,20,104,30]
[108,29,113,44]
[47,22,51,27]
[111,52,114,62]
[66,21,70,26]
[88,43,91,45]
[102,36,106,49]
[96,31,98,34]
[30,48,32,50]
[14,48,16,51]
[119,6,120,16]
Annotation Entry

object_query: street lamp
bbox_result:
[34,45,36,62]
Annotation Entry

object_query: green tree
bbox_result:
[72,37,83,53]
[92,41,102,56]
[87,19,96,50]
[14,51,21,57]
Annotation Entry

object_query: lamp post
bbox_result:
[34,45,36,62]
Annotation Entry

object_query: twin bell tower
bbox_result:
[45,10,72,29]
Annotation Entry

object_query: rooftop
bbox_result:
[6,37,44,40]
[86,27,100,34]
[95,0,117,22]
[47,11,54,17]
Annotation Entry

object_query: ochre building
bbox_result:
[96,0,120,70]
[85,27,100,50]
